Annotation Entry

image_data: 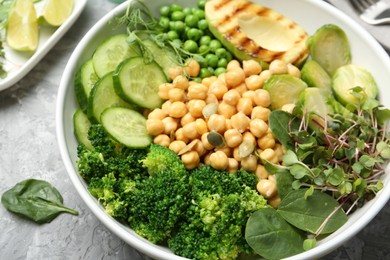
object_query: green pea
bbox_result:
[169,21,176,30]
[193,77,202,83]
[215,48,228,58]
[209,39,222,52]
[214,67,226,76]
[199,35,211,46]
[199,67,213,78]
[198,45,210,55]
[160,6,171,17]
[198,19,208,30]
[193,9,205,19]
[159,17,170,31]
[174,21,186,33]
[185,14,199,28]
[217,58,228,68]
[193,54,207,68]
[205,53,219,68]
[183,40,199,53]
[198,0,206,9]
[225,51,233,62]
[183,7,192,16]
[167,30,179,40]
[171,11,185,21]
[186,28,202,41]
[170,4,183,12]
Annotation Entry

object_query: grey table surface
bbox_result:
[1,0,390,260]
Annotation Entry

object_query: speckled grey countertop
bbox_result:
[0,0,390,260]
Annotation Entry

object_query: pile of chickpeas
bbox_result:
[145,58,301,207]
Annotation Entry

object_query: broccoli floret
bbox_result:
[127,144,190,244]
[168,165,268,260]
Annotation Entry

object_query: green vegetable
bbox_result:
[73,108,93,150]
[268,110,300,150]
[74,58,99,113]
[332,64,378,109]
[1,179,78,223]
[301,60,332,96]
[245,208,305,260]
[308,24,351,76]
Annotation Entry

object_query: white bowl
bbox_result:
[56,0,390,259]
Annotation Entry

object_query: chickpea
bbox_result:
[203,151,212,165]
[287,63,301,78]
[257,133,276,150]
[195,118,208,135]
[147,108,167,120]
[243,59,262,76]
[225,118,232,130]
[242,90,255,103]
[169,101,187,118]
[233,147,242,162]
[180,112,196,126]
[251,106,271,121]
[225,68,246,88]
[169,140,187,154]
[207,114,226,134]
[259,70,272,82]
[223,89,241,106]
[268,196,281,208]
[234,82,248,96]
[281,103,296,113]
[168,66,184,81]
[162,117,178,135]
[269,59,288,75]
[253,89,271,108]
[182,121,200,139]
[205,93,219,104]
[215,146,232,157]
[154,134,171,147]
[256,179,277,199]
[175,128,189,143]
[173,75,189,90]
[274,143,286,162]
[181,151,200,170]
[224,128,243,148]
[201,132,214,150]
[218,102,237,119]
[226,60,241,71]
[161,100,172,115]
[230,112,250,133]
[208,79,228,100]
[146,118,164,136]
[245,74,264,91]
[242,131,257,147]
[268,174,277,183]
[241,154,258,172]
[217,72,226,84]
[227,158,239,173]
[202,76,218,87]
[209,151,229,171]
[236,97,253,115]
[185,59,200,77]
[193,139,207,157]
[249,118,268,138]
[168,88,185,102]
[187,83,208,100]
[188,99,206,118]
[158,83,174,100]
[255,164,269,180]
[259,148,277,163]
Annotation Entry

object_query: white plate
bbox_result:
[57,0,390,259]
[0,0,87,91]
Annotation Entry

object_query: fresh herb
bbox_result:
[1,179,78,223]
[0,0,13,78]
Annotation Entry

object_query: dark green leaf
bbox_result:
[1,179,78,224]
[277,189,348,234]
[376,108,390,125]
[274,171,294,199]
[245,208,305,260]
[268,110,300,150]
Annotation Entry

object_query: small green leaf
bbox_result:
[292,180,302,190]
[327,167,344,186]
[303,238,317,251]
[352,162,364,174]
[269,110,300,150]
[338,181,353,195]
[304,186,314,199]
[376,108,390,125]
[275,171,294,199]
[283,150,299,166]
[290,164,309,179]
[359,155,376,168]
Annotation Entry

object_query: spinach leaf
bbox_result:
[277,189,347,234]
[245,208,305,260]
[1,179,78,223]
[274,171,294,199]
[268,110,300,150]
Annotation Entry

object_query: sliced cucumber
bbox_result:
[88,72,136,123]
[73,108,93,150]
[263,74,308,110]
[74,59,99,112]
[92,34,140,78]
[101,107,151,148]
[113,56,166,109]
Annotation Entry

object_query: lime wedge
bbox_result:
[6,0,38,52]
[40,0,74,27]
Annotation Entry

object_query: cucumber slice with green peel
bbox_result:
[74,59,99,112]
[113,56,166,109]
[92,34,140,78]
[88,72,136,123]
[73,108,93,150]
[101,107,152,148]
[263,74,308,110]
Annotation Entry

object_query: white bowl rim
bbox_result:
[56,1,390,260]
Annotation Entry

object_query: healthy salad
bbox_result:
[72,0,390,259]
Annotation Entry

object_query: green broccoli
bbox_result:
[127,144,191,244]
[168,165,268,260]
